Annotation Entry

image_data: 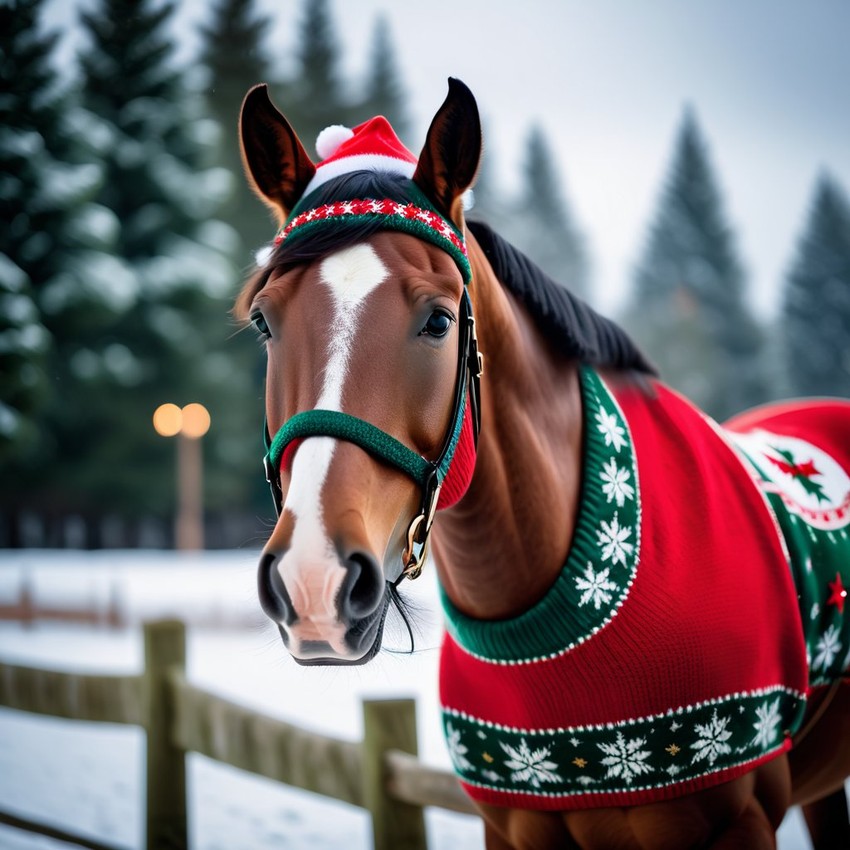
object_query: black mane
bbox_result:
[248,171,654,375]
[467,219,655,375]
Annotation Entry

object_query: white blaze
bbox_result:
[277,244,388,656]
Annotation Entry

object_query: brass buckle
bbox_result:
[401,514,428,580]
[401,481,442,580]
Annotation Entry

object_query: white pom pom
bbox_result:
[255,245,273,268]
[315,124,354,160]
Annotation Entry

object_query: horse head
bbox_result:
[237,79,483,664]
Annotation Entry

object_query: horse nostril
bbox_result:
[340,551,385,619]
[258,552,297,625]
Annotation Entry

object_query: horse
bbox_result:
[235,78,850,849]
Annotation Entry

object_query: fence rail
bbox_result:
[0,619,476,850]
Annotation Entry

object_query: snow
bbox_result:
[66,203,120,250]
[33,162,101,211]
[0,551,822,848]
[0,402,21,438]
[0,254,29,293]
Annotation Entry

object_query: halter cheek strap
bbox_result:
[263,288,483,581]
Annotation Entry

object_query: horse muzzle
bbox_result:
[258,549,389,665]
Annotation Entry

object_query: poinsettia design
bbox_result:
[766,446,828,503]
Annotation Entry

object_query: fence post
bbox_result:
[143,620,187,850]
[362,698,427,850]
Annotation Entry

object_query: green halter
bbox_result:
[262,286,482,580]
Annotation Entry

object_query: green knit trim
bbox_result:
[278,182,472,285]
[441,366,641,664]
[729,432,850,686]
[268,409,433,485]
[442,686,806,800]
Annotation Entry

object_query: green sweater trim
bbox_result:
[441,366,641,664]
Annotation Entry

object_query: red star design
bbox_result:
[827,572,847,614]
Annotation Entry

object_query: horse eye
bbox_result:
[251,312,271,339]
[420,310,453,338]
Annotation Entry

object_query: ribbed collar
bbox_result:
[441,366,641,664]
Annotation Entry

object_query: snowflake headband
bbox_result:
[273,188,472,286]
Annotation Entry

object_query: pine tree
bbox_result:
[285,0,351,156]
[357,15,409,144]
[623,109,768,419]
[510,125,589,298]
[60,0,251,523]
[781,174,850,398]
[199,0,278,264]
[0,0,114,476]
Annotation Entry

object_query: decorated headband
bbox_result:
[270,116,472,285]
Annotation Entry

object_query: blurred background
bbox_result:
[2,0,849,550]
[1,0,849,848]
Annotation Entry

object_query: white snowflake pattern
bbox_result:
[501,739,562,788]
[691,710,733,766]
[596,512,634,567]
[575,563,620,610]
[600,458,635,507]
[666,765,682,777]
[597,732,653,785]
[595,409,627,453]
[446,722,474,772]
[813,624,842,671]
[751,697,782,749]
[575,775,597,787]
[810,602,820,621]
[670,721,681,732]
[481,769,503,783]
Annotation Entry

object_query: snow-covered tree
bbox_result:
[357,15,410,144]
[509,125,589,299]
[284,0,351,154]
[781,174,850,398]
[63,0,250,519]
[0,0,115,474]
[623,109,768,419]
[199,0,278,264]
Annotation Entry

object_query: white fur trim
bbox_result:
[315,124,354,160]
[303,153,416,196]
[254,244,274,267]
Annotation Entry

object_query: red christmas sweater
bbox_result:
[439,368,850,810]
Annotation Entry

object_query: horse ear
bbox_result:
[239,84,316,221]
[414,78,482,226]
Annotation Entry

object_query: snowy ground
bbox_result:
[0,551,819,849]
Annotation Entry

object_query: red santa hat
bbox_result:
[304,116,417,196]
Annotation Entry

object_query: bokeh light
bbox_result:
[180,403,211,439]
[152,403,182,437]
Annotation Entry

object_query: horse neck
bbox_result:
[432,231,584,621]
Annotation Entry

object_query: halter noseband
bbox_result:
[261,191,483,582]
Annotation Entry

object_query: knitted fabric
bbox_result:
[271,396,476,512]
[439,368,850,810]
[725,400,850,685]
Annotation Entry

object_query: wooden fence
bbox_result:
[0,620,477,850]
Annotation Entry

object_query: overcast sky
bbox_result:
[45,0,850,316]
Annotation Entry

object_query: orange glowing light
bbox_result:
[153,403,182,437]
[180,403,210,439]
